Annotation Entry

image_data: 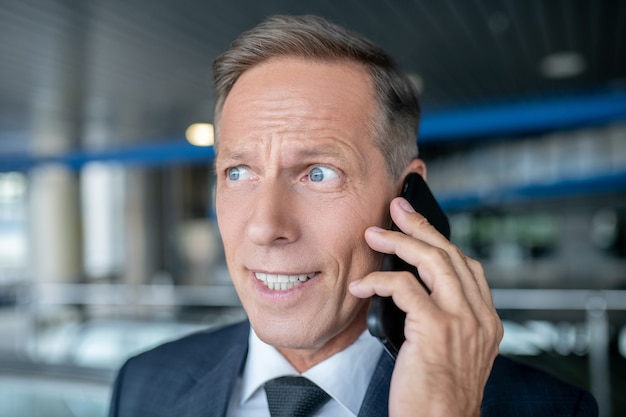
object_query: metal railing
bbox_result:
[2,283,625,417]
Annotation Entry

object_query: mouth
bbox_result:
[255,272,317,291]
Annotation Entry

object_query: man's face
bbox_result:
[215,57,397,363]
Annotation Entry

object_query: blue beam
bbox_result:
[420,89,626,142]
[1,89,626,172]
[438,170,626,212]
[0,140,215,172]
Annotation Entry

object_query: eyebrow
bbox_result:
[215,137,367,176]
[218,140,349,162]
[289,144,350,164]
[214,143,257,166]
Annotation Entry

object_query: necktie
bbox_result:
[264,376,331,417]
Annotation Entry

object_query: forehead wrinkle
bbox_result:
[286,137,371,179]
[218,135,270,159]
[243,99,346,136]
[218,58,378,176]
[217,134,368,176]
[287,141,352,166]
[220,101,338,156]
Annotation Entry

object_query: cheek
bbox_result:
[215,193,245,255]
[216,183,248,226]
[315,197,388,276]
[339,192,390,237]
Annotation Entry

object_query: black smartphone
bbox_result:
[367,172,450,359]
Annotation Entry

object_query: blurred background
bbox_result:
[0,1,625,416]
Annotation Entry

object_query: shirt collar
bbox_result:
[240,328,383,415]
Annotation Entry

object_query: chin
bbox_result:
[252,316,325,349]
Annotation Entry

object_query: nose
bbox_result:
[246,179,300,246]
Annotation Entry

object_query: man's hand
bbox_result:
[350,197,504,417]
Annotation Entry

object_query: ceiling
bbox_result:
[1,0,625,160]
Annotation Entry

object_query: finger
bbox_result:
[389,198,492,308]
[367,219,497,348]
[364,226,468,311]
[357,233,504,355]
[447,247,495,314]
[390,197,449,250]
[376,197,502,347]
[466,256,496,309]
[349,270,439,318]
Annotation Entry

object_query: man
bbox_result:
[109,15,598,417]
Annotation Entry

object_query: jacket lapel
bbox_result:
[358,352,394,417]
[170,322,250,417]
[163,322,394,417]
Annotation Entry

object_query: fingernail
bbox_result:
[349,279,365,297]
[349,279,361,288]
[368,226,385,233]
[399,198,415,213]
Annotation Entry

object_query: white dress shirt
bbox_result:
[226,327,383,417]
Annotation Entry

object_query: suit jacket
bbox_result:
[108,320,598,417]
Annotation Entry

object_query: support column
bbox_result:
[28,164,83,283]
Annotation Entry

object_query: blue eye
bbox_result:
[227,166,249,181]
[310,167,324,182]
[309,166,338,182]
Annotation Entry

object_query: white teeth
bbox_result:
[255,272,315,290]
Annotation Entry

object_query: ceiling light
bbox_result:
[539,52,586,79]
[185,123,214,147]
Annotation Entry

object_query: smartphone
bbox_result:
[367,173,450,359]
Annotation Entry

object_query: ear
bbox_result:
[401,158,427,181]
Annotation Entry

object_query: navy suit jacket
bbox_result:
[108,321,598,417]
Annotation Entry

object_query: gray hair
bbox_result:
[212,14,420,179]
